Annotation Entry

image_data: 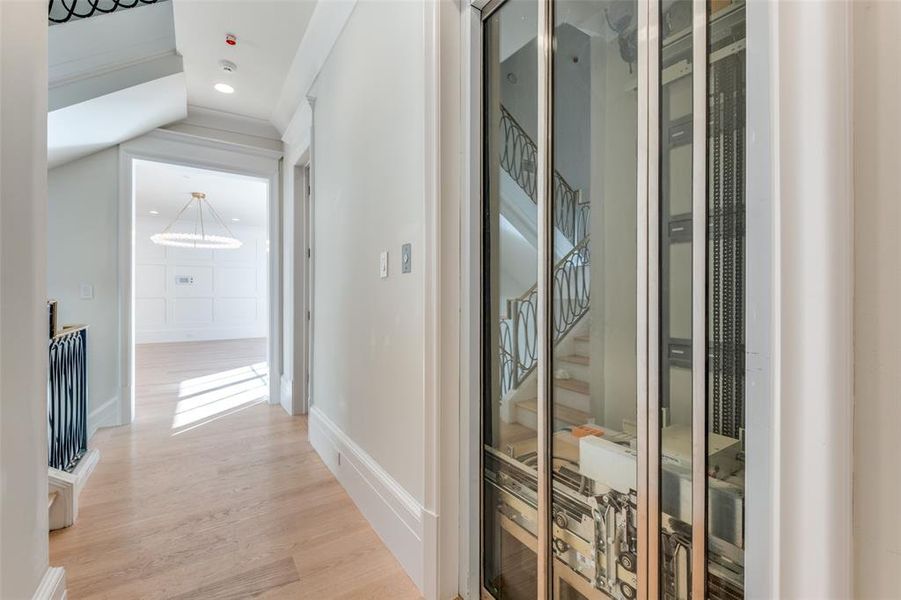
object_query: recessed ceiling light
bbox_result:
[215,83,235,94]
[149,210,160,215]
[231,218,240,222]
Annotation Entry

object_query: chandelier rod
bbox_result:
[160,195,197,235]
[199,194,206,240]
[203,195,239,239]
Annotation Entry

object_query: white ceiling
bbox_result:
[173,0,317,122]
[49,74,187,169]
[134,160,269,230]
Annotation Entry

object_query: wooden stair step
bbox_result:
[559,354,589,366]
[555,377,589,395]
[518,399,591,426]
[574,334,590,343]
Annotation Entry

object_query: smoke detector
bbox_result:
[219,60,237,74]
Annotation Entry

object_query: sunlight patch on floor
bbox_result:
[172,362,268,433]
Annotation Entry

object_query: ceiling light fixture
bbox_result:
[149,210,159,215]
[231,218,240,222]
[214,82,234,94]
[151,192,242,250]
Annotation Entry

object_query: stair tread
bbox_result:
[555,377,589,395]
[559,354,589,366]
[574,334,590,342]
[518,399,591,425]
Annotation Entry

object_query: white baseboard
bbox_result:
[135,328,267,344]
[49,448,100,531]
[309,406,425,592]
[88,396,119,439]
[32,566,66,600]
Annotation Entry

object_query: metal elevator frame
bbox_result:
[472,0,765,597]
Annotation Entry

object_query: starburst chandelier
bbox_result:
[151,192,242,250]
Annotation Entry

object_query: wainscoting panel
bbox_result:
[135,220,268,343]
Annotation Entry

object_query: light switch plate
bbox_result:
[79,283,94,300]
[401,243,412,274]
[379,251,389,279]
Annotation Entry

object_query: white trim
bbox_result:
[117,130,282,424]
[135,330,267,345]
[309,406,424,591]
[772,1,854,597]
[164,106,283,154]
[745,1,776,597]
[272,0,358,135]
[48,448,100,531]
[421,1,441,599]
[180,105,281,141]
[31,567,66,600]
[87,396,119,440]
[279,375,293,416]
[141,128,282,160]
[300,161,312,416]
[459,6,482,599]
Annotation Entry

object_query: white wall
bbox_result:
[0,1,53,598]
[853,1,901,597]
[134,218,268,343]
[309,0,425,502]
[48,148,121,430]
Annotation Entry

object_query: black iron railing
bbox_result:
[496,105,593,399]
[48,326,88,472]
[48,0,166,25]
[499,105,589,246]
[500,237,591,397]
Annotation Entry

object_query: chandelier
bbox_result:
[151,192,242,250]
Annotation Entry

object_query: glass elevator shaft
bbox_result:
[480,0,749,598]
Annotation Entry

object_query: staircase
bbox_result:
[496,104,593,432]
[511,329,596,434]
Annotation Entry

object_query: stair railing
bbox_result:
[48,324,88,472]
[48,0,166,25]
[499,105,590,246]
[501,236,591,397]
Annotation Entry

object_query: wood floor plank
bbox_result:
[50,339,421,599]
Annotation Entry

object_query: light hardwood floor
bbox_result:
[50,338,421,600]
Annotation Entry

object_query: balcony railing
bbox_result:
[48,323,88,472]
[48,0,166,25]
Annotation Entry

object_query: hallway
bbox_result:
[49,339,421,599]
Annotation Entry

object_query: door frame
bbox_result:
[117,129,283,424]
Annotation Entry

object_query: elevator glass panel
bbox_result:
[480,1,753,597]
[482,1,541,597]
[659,1,694,596]
[706,2,746,598]
[549,1,639,598]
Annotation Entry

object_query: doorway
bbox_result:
[131,159,271,430]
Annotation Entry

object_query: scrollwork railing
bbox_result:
[48,0,166,25]
[499,106,590,246]
[500,237,591,397]
[48,326,88,472]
